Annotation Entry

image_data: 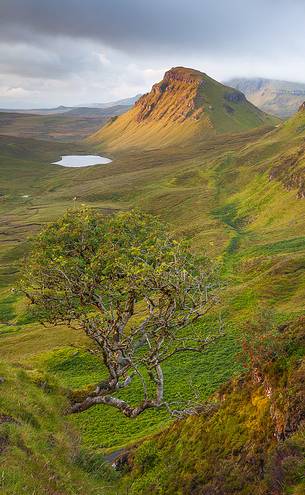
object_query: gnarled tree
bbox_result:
[20,208,220,417]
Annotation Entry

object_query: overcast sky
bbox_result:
[1,0,305,108]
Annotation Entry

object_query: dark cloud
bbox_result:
[1,0,305,107]
[0,40,99,79]
[1,0,305,56]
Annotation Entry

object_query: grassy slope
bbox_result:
[1,106,305,459]
[119,317,305,494]
[1,132,254,451]
[0,360,117,494]
[0,135,89,290]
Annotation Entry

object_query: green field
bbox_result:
[1,102,305,492]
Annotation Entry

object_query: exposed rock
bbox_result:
[0,434,9,454]
[135,67,206,124]
[269,145,305,198]
[163,67,205,85]
[224,103,235,114]
[298,101,305,112]
[0,414,18,424]
[112,451,131,471]
[224,91,245,103]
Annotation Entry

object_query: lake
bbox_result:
[52,155,112,168]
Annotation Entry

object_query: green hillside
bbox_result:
[1,69,305,494]
[118,317,305,494]
[0,361,116,494]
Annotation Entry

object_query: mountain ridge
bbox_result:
[0,95,140,116]
[226,77,305,117]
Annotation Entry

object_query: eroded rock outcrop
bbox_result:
[134,67,206,124]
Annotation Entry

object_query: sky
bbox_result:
[1,0,305,108]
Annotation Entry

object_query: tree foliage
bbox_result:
[20,208,220,417]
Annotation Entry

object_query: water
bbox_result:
[52,155,112,168]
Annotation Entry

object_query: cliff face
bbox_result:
[269,101,305,198]
[298,101,305,112]
[134,67,206,124]
[131,67,248,126]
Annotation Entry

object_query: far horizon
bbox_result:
[0,94,142,110]
[1,1,305,108]
[1,72,305,111]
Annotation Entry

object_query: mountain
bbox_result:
[226,77,305,118]
[89,67,278,151]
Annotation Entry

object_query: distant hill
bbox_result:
[0,95,140,116]
[0,105,130,142]
[0,105,71,116]
[89,67,278,151]
[80,94,141,109]
[64,105,128,118]
[226,77,305,118]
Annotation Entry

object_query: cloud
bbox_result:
[1,0,305,57]
[1,0,305,106]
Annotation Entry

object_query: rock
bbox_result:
[112,451,130,471]
[135,67,205,124]
[0,414,17,424]
[224,91,245,103]
[298,101,305,112]
[278,323,289,333]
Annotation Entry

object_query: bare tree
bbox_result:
[20,208,221,418]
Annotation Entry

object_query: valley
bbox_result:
[1,66,305,494]
[0,104,132,143]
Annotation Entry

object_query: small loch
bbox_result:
[52,155,112,168]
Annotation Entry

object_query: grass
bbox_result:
[117,317,305,494]
[0,110,122,143]
[17,317,241,451]
[0,360,117,494]
[1,102,305,462]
